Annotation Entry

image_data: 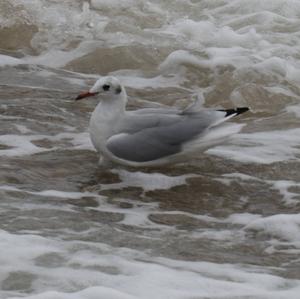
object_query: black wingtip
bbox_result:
[219,107,249,117]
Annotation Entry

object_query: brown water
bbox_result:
[1,1,300,298]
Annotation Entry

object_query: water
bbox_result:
[0,1,300,298]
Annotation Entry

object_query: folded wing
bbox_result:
[106,110,229,162]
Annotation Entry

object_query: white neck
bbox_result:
[89,93,127,152]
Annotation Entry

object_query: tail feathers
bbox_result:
[219,107,249,117]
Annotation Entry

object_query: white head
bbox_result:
[76,76,126,102]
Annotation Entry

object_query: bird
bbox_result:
[76,76,249,167]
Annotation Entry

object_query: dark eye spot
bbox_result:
[103,84,110,91]
[115,86,122,94]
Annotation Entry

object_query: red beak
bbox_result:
[75,91,98,101]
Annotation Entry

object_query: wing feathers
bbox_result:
[106,107,249,163]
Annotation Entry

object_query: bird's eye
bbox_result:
[103,84,110,91]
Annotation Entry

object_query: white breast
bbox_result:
[89,99,125,154]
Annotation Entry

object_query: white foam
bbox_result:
[87,195,162,228]
[194,229,244,241]
[56,132,94,150]
[14,0,107,50]
[222,172,262,182]
[14,124,33,134]
[1,1,300,298]
[23,41,103,68]
[120,208,221,229]
[111,72,186,90]
[264,86,299,98]
[9,287,137,299]
[286,104,300,118]
[227,213,262,225]
[0,185,95,200]
[217,173,300,207]
[208,128,300,164]
[1,226,299,299]
[159,50,209,73]
[246,214,300,242]
[101,169,197,192]
[0,135,52,157]
[1,0,299,83]
[163,19,262,49]
[269,180,300,206]
[0,54,21,66]
[215,0,300,19]
[91,170,201,228]
[91,0,137,10]
[0,131,94,157]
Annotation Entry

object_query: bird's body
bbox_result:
[76,76,249,167]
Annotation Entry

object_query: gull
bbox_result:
[76,76,248,167]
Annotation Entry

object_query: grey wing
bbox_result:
[119,110,182,134]
[132,107,180,115]
[107,111,225,162]
[106,130,181,162]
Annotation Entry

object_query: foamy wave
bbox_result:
[246,214,300,242]
[1,229,300,299]
[102,169,197,192]
[0,132,93,157]
[0,54,20,66]
[1,0,299,81]
[207,128,300,164]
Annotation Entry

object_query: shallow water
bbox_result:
[1,1,300,298]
